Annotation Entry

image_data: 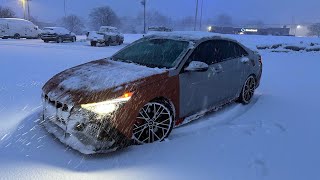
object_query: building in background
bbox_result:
[207,26,291,36]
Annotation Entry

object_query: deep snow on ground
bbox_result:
[0,34,320,180]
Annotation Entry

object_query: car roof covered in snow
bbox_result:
[144,31,232,42]
[0,18,30,22]
[100,26,118,30]
[43,27,66,29]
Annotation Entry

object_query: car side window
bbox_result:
[228,41,249,58]
[188,41,216,65]
[211,40,249,63]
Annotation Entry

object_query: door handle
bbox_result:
[214,64,223,73]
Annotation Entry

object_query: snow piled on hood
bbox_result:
[58,59,166,92]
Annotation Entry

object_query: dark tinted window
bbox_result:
[212,40,248,62]
[188,41,216,65]
[188,40,249,65]
[228,41,249,58]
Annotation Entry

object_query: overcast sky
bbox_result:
[0,0,319,24]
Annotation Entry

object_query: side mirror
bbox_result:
[184,61,209,72]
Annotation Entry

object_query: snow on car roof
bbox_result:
[100,26,118,30]
[0,18,30,22]
[144,31,226,42]
[44,27,65,29]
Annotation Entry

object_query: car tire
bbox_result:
[44,40,49,43]
[132,100,174,144]
[91,41,97,46]
[72,36,76,42]
[57,37,63,43]
[13,33,20,39]
[238,75,256,104]
[105,38,111,46]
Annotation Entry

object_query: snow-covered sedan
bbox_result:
[41,27,76,43]
[41,32,262,154]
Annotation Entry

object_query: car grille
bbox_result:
[44,94,69,112]
[41,34,57,38]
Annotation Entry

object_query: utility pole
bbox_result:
[141,0,147,34]
[194,0,199,31]
[21,0,26,19]
[27,0,31,20]
[64,0,66,17]
[199,0,204,30]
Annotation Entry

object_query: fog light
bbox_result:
[74,122,85,131]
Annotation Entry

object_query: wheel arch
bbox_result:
[149,96,177,120]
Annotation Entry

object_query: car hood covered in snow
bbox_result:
[42,59,167,105]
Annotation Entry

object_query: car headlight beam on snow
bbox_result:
[81,92,133,116]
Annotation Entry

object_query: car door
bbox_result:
[215,40,250,99]
[179,40,228,118]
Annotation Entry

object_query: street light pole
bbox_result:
[27,0,31,20]
[141,0,147,34]
[194,0,199,31]
[20,0,26,19]
[64,0,66,17]
[199,0,204,30]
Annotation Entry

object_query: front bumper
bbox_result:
[41,34,58,41]
[41,97,131,154]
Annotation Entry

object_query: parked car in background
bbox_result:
[41,31,262,154]
[0,18,41,39]
[148,26,173,32]
[87,26,124,47]
[41,27,76,43]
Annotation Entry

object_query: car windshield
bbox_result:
[112,38,190,68]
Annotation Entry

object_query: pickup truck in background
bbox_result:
[87,26,124,47]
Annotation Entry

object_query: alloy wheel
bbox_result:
[242,76,256,103]
[133,102,173,144]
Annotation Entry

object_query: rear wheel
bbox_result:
[133,101,174,144]
[44,40,49,43]
[13,33,20,39]
[239,76,256,104]
[91,41,97,46]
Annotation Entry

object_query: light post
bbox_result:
[199,0,204,30]
[19,0,31,20]
[20,0,26,19]
[27,0,31,20]
[194,0,199,31]
[64,0,66,17]
[141,0,146,34]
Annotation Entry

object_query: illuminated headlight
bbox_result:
[81,92,133,116]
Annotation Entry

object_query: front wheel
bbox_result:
[56,37,63,43]
[238,76,256,104]
[72,36,76,42]
[133,101,174,144]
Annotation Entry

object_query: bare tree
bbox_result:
[137,11,172,28]
[61,14,85,34]
[0,6,16,18]
[308,23,320,37]
[89,6,120,30]
[216,14,233,26]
